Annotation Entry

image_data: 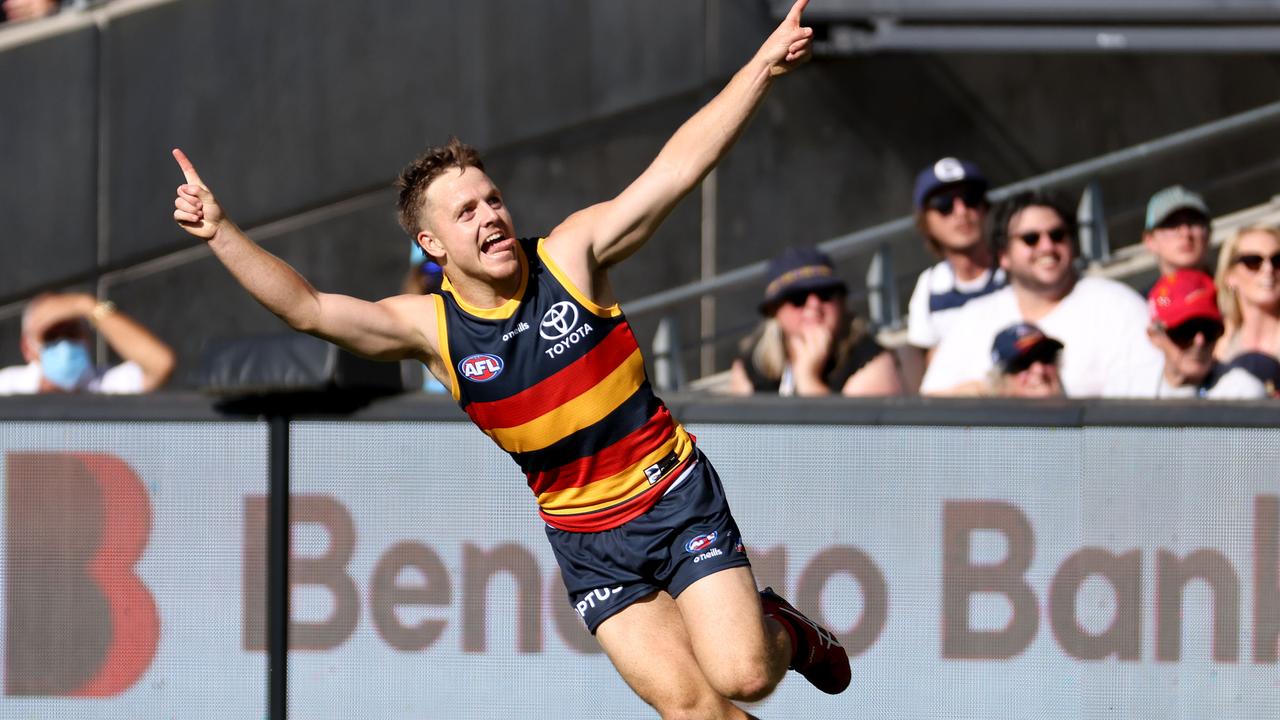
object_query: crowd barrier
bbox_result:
[1,393,1277,719]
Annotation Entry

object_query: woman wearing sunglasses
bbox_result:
[729,246,902,397]
[1214,225,1280,394]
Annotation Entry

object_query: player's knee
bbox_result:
[652,690,728,720]
[707,661,779,703]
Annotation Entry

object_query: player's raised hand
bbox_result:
[758,0,813,77]
[171,148,225,240]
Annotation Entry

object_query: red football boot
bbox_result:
[759,587,851,695]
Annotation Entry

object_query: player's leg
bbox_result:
[672,565,790,702]
[676,566,852,697]
[595,591,756,720]
[660,454,851,697]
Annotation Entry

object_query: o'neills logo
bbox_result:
[5,452,159,696]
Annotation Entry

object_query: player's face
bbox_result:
[1000,205,1075,297]
[923,184,987,253]
[419,167,518,285]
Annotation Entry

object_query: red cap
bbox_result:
[1147,269,1221,327]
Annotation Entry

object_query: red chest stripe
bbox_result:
[464,322,637,430]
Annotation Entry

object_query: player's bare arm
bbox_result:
[542,0,813,301]
[171,148,442,366]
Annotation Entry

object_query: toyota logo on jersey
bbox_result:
[539,301,579,341]
[458,353,505,382]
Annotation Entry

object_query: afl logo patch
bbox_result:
[685,531,718,554]
[458,353,504,382]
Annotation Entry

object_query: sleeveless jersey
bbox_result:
[435,238,695,532]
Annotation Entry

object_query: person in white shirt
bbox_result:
[906,158,1006,365]
[0,292,175,395]
[921,190,1163,397]
[1138,269,1266,399]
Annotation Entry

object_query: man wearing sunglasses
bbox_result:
[906,158,1005,372]
[1141,270,1265,399]
[988,323,1064,398]
[921,190,1162,397]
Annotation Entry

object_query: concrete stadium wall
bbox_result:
[1,0,1278,383]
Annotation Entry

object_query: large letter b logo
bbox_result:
[5,452,159,696]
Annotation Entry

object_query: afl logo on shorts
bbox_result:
[685,531,718,553]
[458,353,504,382]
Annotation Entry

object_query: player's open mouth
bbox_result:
[481,233,513,255]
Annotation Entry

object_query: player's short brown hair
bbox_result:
[395,138,485,236]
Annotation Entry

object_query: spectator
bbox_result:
[1142,184,1212,278]
[401,243,447,394]
[0,292,175,395]
[987,323,1064,398]
[2,0,65,24]
[1214,225,1280,393]
[401,242,444,296]
[906,158,1005,366]
[729,246,901,397]
[921,189,1161,397]
[1139,269,1265,399]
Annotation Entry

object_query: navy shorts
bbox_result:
[545,448,751,634]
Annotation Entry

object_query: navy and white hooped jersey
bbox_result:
[906,261,1006,349]
[435,238,694,532]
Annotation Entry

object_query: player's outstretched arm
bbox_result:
[550,0,812,271]
[171,149,433,361]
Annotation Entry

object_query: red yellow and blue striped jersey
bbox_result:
[435,238,694,532]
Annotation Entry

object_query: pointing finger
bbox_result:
[172,148,205,187]
[785,0,808,25]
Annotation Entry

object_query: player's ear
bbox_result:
[419,231,444,261]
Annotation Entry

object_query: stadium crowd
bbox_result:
[738,157,1278,401]
[1,151,1277,402]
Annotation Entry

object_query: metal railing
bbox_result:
[640,97,1280,390]
[630,97,1280,320]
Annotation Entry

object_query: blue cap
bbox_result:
[913,157,988,210]
[991,323,1063,372]
[760,246,847,314]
